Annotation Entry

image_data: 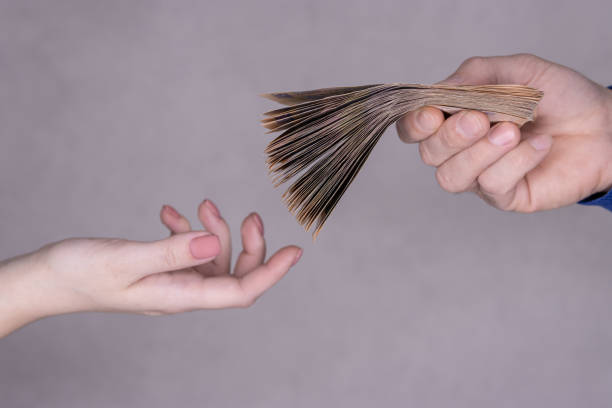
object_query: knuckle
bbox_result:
[459,144,479,165]
[517,204,537,214]
[476,189,511,212]
[161,244,179,269]
[395,117,411,142]
[461,56,487,70]
[440,126,463,150]
[419,141,439,167]
[477,173,509,197]
[515,194,539,214]
[514,52,537,62]
[435,168,463,193]
[494,200,513,212]
[238,296,256,309]
[476,189,498,208]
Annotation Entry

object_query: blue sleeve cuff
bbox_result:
[579,189,612,212]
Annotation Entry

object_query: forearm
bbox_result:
[0,253,49,338]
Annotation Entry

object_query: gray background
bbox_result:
[1,0,611,407]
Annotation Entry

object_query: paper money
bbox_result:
[262,83,543,238]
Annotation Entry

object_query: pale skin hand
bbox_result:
[0,199,302,338]
[396,54,612,211]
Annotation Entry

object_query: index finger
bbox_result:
[396,106,445,143]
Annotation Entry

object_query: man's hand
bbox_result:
[396,54,612,212]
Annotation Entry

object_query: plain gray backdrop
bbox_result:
[1,1,611,407]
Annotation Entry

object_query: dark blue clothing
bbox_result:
[579,190,612,212]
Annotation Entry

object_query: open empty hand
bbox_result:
[0,199,302,337]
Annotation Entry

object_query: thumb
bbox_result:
[115,231,221,278]
[438,54,545,86]
[437,56,502,85]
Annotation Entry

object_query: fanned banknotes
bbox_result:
[262,83,543,238]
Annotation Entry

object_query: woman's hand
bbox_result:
[396,54,612,212]
[0,199,302,337]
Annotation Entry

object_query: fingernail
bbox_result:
[457,112,483,140]
[291,248,303,267]
[416,109,436,132]
[164,205,180,219]
[488,125,517,146]
[528,134,552,151]
[204,200,221,218]
[251,213,264,235]
[189,235,220,259]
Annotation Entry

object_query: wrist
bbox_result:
[0,251,55,337]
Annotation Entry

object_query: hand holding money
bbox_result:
[397,54,612,213]
[262,65,543,236]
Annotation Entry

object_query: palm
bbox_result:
[134,201,275,311]
[507,60,612,209]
